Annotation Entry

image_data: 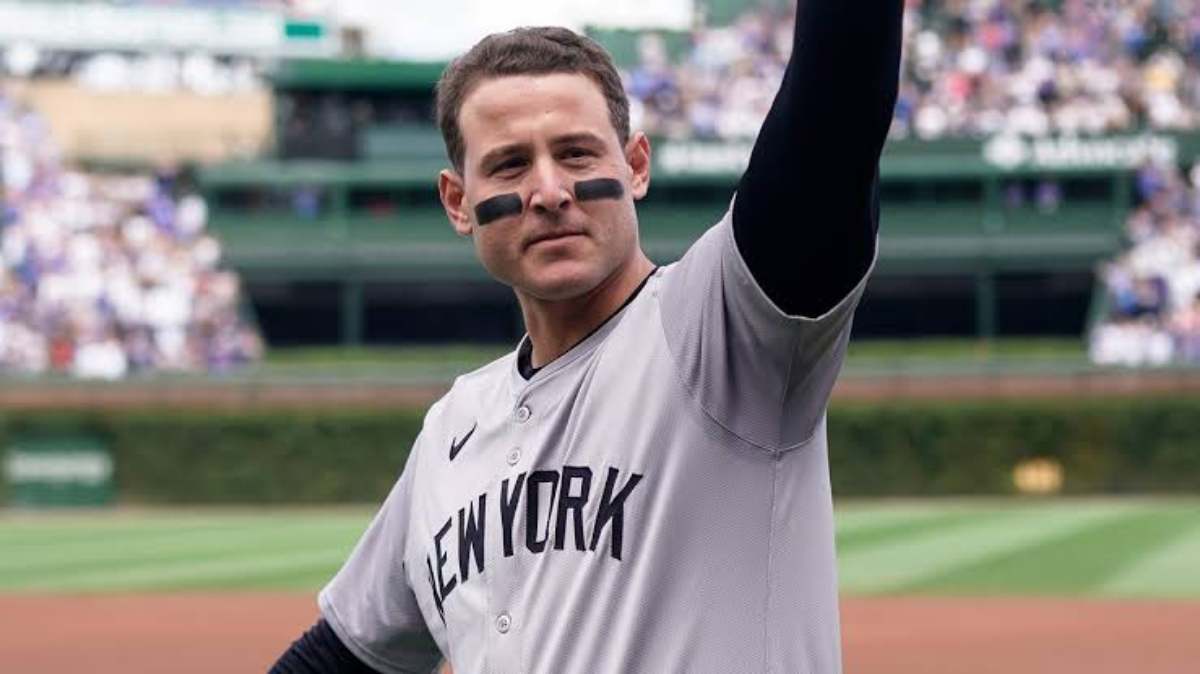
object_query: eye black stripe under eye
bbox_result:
[474,193,523,226]
[574,178,624,202]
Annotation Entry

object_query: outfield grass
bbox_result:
[2,499,1197,597]
[834,499,1200,597]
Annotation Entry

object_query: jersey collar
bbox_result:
[510,267,659,393]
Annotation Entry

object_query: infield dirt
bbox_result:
[1,594,1196,673]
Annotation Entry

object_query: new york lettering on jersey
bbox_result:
[423,464,644,624]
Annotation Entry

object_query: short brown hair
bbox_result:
[436,26,630,174]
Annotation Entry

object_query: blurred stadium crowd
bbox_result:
[4,0,1200,374]
[626,0,1200,140]
[1091,160,1200,366]
[0,91,262,378]
[622,0,1200,367]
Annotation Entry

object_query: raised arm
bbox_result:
[732,0,904,317]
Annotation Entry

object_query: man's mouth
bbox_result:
[526,230,586,249]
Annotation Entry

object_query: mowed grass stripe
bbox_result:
[837,501,1135,595]
[902,504,1198,595]
[1099,512,1200,598]
[0,518,259,547]
[0,534,356,589]
[0,515,370,589]
[836,508,988,552]
[0,517,362,565]
[833,502,960,533]
[180,566,343,592]
[0,520,352,570]
[0,512,371,547]
[13,548,350,593]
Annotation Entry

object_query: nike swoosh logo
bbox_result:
[449,422,478,462]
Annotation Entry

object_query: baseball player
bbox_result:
[272,2,902,672]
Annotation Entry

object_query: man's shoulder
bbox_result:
[422,348,516,428]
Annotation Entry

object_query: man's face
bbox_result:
[439,73,650,301]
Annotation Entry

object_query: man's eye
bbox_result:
[493,158,526,175]
[563,148,594,161]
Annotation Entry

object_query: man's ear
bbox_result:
[438,169,473,237]
[625,131,651,201]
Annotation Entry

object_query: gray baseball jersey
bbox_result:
[319,206,875,674]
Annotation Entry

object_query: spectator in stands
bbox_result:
[1168,292,1200,361]
[624,0,1200,141]
[1092,160,1200,366]
[0,91,263,378]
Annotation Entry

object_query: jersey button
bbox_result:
[506,448,521,466]
[514,405,531,423]
[495,612,512,634]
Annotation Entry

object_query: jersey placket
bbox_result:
[485,392,535,674]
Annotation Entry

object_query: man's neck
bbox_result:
[517,254,655,369]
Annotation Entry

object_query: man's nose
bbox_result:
[527,159,572,214]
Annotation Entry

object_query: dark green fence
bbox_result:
[3,396,1197,505]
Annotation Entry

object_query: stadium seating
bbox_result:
[0,92,263,376]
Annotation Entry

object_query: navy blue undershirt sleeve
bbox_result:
[269,618,384,674]
[732,0,903,317]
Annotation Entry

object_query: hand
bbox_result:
[438,661,454,674]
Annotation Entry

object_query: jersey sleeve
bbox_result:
[660,206,876,452]
[318,437,444,674]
